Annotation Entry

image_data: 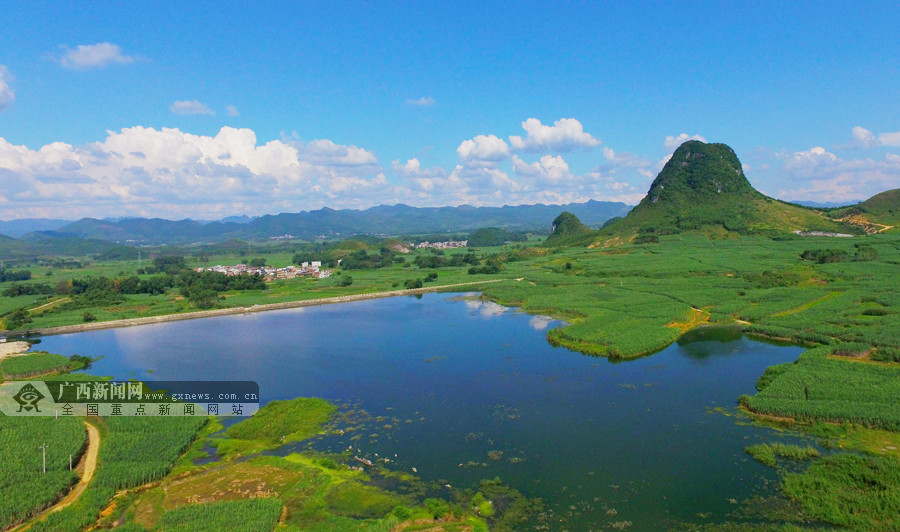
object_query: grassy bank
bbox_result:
[107,397,537,532]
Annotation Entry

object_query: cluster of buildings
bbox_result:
[194,262,331,280]
[414,240,467,249]
[793,231,854,238]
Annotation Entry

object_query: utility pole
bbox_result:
[138,251,142,271]
[40,443,47,474]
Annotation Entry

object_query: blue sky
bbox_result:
[1,1,898,220]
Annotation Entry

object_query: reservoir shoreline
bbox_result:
[6,279,503,338]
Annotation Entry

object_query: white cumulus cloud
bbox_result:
[170,100,216,115]
[512,155,572,182]
[879,131,900,147]
[57,42,137,70]
[0,127,392,219]
[392,158,446,179]
[457,134,510,168]
[509,118,601,152]
[782,146,839,178]
[0,66,14,111]
[775,147,900,202]
[292,139,378,169]
[850,126,879,148]
[836,126,900,149]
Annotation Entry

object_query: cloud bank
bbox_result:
[0,127,388,219]
[2,119,896,219]
[772,145,900,202]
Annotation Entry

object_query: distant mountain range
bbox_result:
[2,201,632,247]
[791,200,862,209]
[0,218,73,238]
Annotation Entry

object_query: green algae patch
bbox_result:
[745,443,820,467]
[214,397,336,459]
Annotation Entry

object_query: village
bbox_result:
[412,239,467,249]
[194,261,332,281]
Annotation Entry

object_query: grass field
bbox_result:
[781,453,900,530]
[0,415,86,528]
[28,415,207,532]
[0,352,82,378]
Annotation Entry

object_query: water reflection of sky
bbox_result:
[462,298,509,317]
[463,297,554,331]
[35,293,808,532]
[527,314,553,331]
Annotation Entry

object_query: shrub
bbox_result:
[800,249,850,264]
[424,498,449,519]
[392,505,412,520]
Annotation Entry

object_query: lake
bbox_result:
[35,292,809,530]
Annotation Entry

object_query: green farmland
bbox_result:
[2,228,900,530]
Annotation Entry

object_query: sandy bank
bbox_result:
[0,341,31,360]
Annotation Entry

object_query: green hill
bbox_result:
[0,232,122,261]
[607,140,842,236]
[827,188,900,232]
[544,212,594,246]
[858,188,900,216]
[468,227,529,247]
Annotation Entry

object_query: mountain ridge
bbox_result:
[49,200,633,244]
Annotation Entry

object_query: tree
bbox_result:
[190,289,220,309]
[4,309,32,330]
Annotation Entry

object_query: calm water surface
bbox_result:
[36,293,808,530]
